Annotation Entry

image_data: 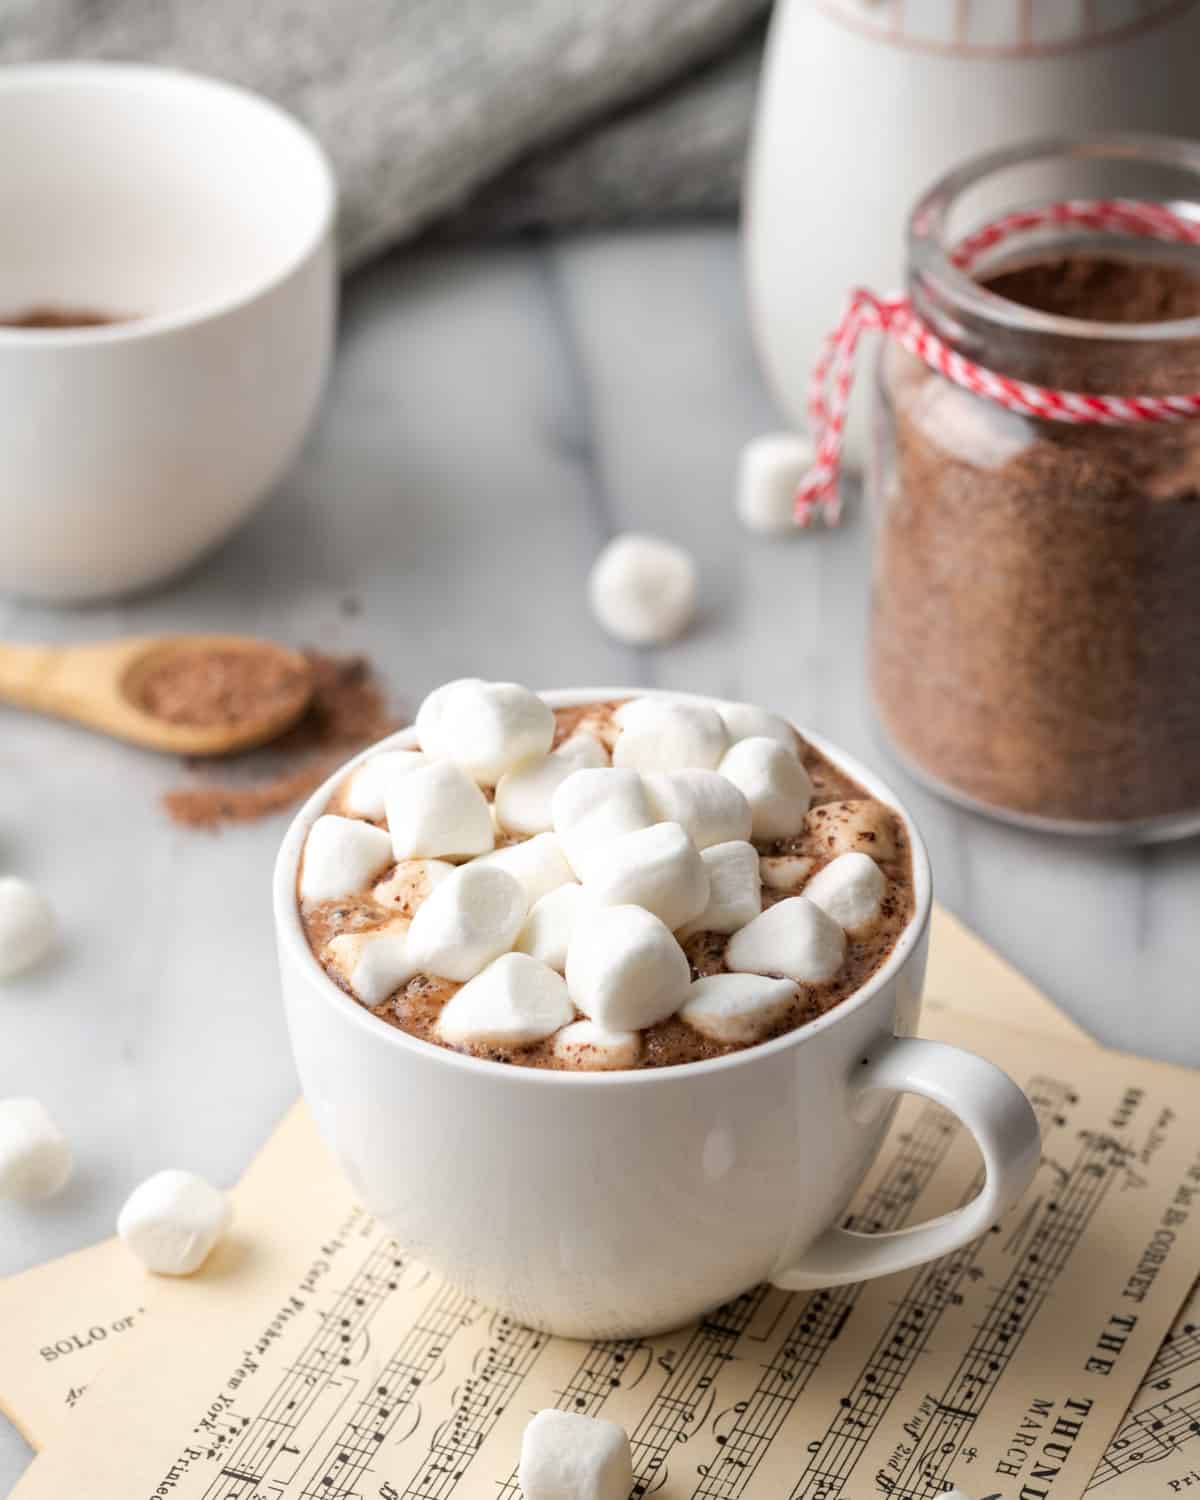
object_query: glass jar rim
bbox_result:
[908,132,1200,345]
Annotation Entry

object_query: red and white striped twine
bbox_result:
[796,198,1200,527]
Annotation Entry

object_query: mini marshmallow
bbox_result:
[804,852,886,932]
[612,698,728,773]
[519,1408,634,1500]
[759,854,815,892]
[719,737,813,840]
[804,799,900,862]
[300,816,394,906]
[583,822,710,933]
[414,677,485,757]
[552,1019,641,1071]
[643,769,752,850]
[681,973,800,1044]
[494,734,609,836]
[0,1098,72,1201]
[735,431,813,535]
[588,533,697,646]
[431,680,556,785]
[342,750,430,820]
[516,882,590,972]
[566,903,690,1031]
[678,840,762,938]
[386,761,495,862]
[552,768,656,879]
[474,833,575,909]
[0,877,55,980]
[437,953,574,1050]
[406,863,526,982]
[117,1169,232,1276]
[372,859,456,916]
[718,700,800,755]
[726,896,846,984]
[326,920,417,1005]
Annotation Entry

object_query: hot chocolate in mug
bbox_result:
[276,688,1040,1340]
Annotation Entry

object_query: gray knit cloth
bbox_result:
[1,1,768,266]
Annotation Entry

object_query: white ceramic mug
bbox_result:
[276,689,1040,1340]
[0,63,336,603]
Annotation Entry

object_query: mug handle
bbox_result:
[772,1035,1041,1290]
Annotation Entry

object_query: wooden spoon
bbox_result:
[0,634,313,756]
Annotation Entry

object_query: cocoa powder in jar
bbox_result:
[871,254,1200,826]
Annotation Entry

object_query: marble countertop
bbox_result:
[2,227,1197,1492]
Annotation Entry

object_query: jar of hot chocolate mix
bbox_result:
[866,136,1200,839]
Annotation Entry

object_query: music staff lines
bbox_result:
[203,1235,406,1500]
[297,1282,477,1500]
[1089,1316,1200,1487]
[401,1314,547,1500]
[888,1123,1129,1499]
[788,1078,1076,1500]
[688,1101,960,1500]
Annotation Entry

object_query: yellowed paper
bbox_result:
[0,904,1084,1455]
[8,996,1200,1500]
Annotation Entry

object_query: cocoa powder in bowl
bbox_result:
[871,253,1200,828]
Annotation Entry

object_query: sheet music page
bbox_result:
[4,909,1199,1500]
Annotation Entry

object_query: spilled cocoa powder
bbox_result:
[871,253,1200,826]
[163,652,400,830]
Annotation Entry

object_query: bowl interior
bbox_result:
[0,65,332,325]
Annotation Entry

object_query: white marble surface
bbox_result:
[1,227,1198,1491]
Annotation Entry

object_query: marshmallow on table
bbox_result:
[736,431,814,535]
[325,920,417,1005]
[719,737,813,840]
[612,697,729,773]
[0,1098,72,1201]
[0,877,56,980]
[118,1169,232,1276]
[717,700,800,754]
[760,854,815,892]
[342,750,429,820]
[804,852,886,932]
[373,859,456,916]
[406,863,526,982]
[588,533,698,646]
[566,903,690,1031]
[552,1019,641,1071]
[494,733,608,836]
[681,974,800,1044]
[516,882,590,972]
[386,761,495,862]
[678,840,761,938]
[804,799,900,862]
[726,896,846,983]
[437,953,574,1050]
[300,816,394,906]
[413,677,485,757]
[424,680,555,785]
[552,768,656,880]
[519,1408,634,1500]
[583,822,710,933]
[473,833,575,910]
[643,769,752,850]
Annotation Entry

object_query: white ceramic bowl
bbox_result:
[0,63,336,603]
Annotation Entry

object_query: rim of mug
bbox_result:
[0,61,336,349]
[273,687,933,1087]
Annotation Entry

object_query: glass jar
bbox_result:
[869,136,1200,839]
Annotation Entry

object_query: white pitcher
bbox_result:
[745,0,1200,467]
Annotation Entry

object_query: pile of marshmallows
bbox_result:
[302,680,892,1065]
